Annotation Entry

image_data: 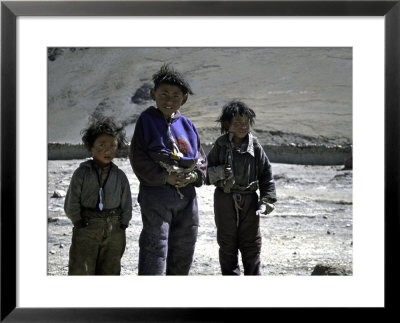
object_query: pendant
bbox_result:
[99,187,103,211]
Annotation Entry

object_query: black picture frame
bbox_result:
[1,1,399,321]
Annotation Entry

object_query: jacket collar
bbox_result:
[228,132,255,157]
[148,106,181,122]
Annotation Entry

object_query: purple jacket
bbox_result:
[129,106,207,187]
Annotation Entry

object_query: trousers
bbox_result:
[214,188,262,275]
[68,216,126,275]
[138,184,199,275]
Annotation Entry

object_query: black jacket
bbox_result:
[207,132,277,204]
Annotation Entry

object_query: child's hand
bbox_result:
[175,172,198,187]
[257,203,275,215]
[222,168,235,193]
[166,173,179,186]
[224,167,232,178]
[167,172,198,187]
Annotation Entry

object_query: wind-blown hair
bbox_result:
[217,100,256,134]
[81,116,127,151]
[152,64,194,95]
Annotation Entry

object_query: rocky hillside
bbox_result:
[48,47,352,163]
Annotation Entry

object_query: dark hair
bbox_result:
[152,64,193,95]
[217,100,256,134]
[81,116,127,151]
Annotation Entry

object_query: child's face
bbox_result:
[229,116,250,141]
[151,83,188,118]
[91,134,118,166]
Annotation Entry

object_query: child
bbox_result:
[64,116,132,275]
[130,64,207,275]
[207,100,277,275]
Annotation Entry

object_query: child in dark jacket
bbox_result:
[207,100,277,275]
[64,117,132,275]
[130,64,207,275]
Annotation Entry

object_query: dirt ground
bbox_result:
[48,159,353,276]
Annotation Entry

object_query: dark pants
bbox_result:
[138,184,199,275]
[68,216,126,275]
[214,188,261,275]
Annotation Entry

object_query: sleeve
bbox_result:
[129,116,169,186]
[206,143,226,185]
[64,168,84,224]
[191,126,208,187]
[119,172,133,226]
[257,146,277,204]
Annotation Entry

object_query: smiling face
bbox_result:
[229,115,250,143]
[91,134,118,167]
[151,83,188,118]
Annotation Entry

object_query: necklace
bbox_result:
[96,164,111,211]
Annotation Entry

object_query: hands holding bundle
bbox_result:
[166,171,198,188]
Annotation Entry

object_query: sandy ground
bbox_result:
[48,158,353,276]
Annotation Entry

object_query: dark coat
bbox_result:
[64,160,132,226]
[207,132,277,204]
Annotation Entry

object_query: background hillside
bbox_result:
[48,47,352,148]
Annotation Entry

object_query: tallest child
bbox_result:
[130,64,207,275]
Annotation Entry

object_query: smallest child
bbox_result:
[207,100,277,275]
[64,116,132,275]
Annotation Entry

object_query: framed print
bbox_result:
[1,0,399,321]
